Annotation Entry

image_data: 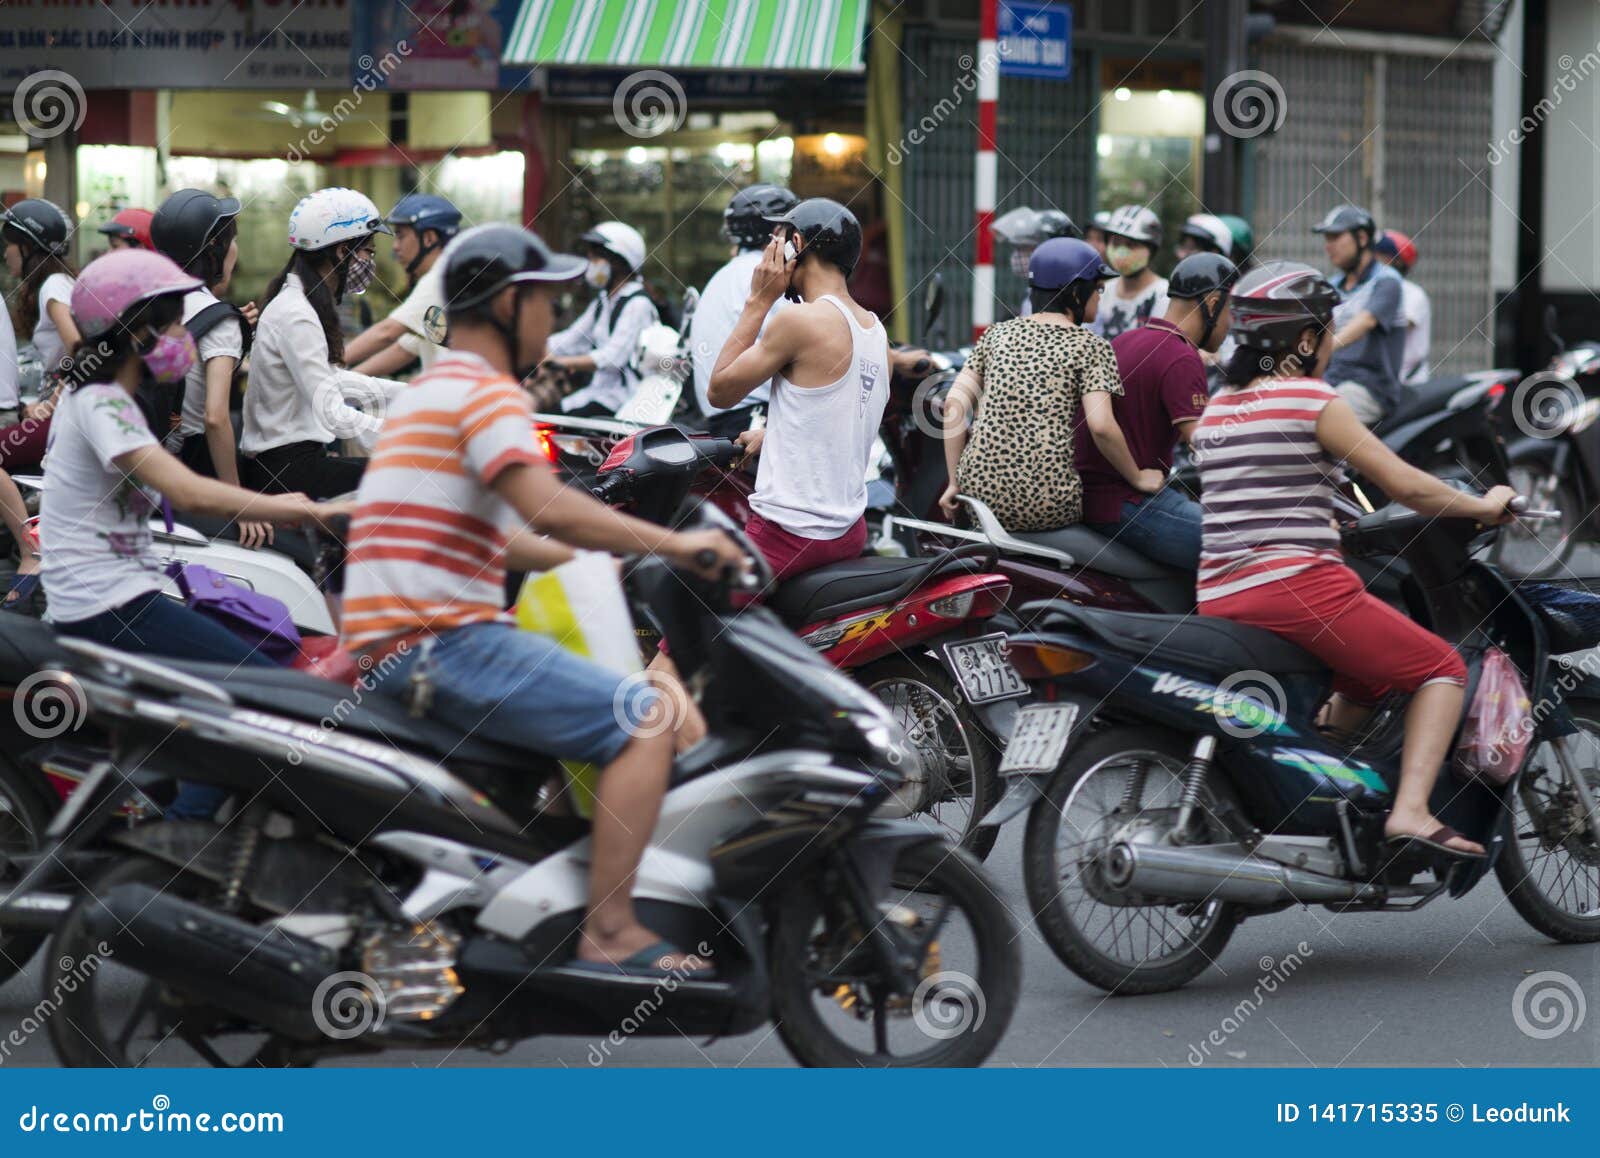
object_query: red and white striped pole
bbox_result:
[972,0,999,343]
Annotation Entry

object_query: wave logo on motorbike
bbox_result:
[1146,669,1287,737]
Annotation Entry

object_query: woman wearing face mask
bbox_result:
[541,221,658,417]
[1094,204,1169,341]
[41,249,344,665]
[241,188,404,499]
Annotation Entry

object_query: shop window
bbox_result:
[1095,85,1205,272]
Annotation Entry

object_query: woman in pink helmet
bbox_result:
[42,249,347,675]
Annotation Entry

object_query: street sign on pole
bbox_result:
[998,1,1072,81]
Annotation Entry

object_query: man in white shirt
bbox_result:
[344,193,461,377]
[1374,229,1431,383]
[690,184,797,437]
[543,221,658,416]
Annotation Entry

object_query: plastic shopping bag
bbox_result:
[515,551,641,817]
[1454,647,1534,786]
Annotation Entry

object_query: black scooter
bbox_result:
[983,493,1600,994]
[6,507,1020,1067]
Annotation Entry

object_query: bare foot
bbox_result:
[576,922,713,973]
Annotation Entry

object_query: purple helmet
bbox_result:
[1028,237,1116,290]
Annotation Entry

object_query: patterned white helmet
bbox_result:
[287,187,391,252]
[1104,204,1163,247]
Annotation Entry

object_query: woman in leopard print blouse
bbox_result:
[940,238,1155,532]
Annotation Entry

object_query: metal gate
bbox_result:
[1253,41,1496,375]
[900,28,1098,341]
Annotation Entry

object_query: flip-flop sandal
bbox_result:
[564,940,717,980]
[3,572,39,610]
[1383,823,1485,861]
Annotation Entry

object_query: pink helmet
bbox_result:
[71,248,202,339]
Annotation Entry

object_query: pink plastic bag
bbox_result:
[1454,647,1534,786]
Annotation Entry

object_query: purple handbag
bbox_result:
[160,501,301,664]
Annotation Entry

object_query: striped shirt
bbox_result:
[1194,378,1343,602]
[341,350,543,651]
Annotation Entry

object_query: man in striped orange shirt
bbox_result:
[342,225,744,977]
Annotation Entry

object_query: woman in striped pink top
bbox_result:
[1194,262,1516,861]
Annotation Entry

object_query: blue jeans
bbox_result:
[1089,486,1203,571]
[56,590,278,818]
[368,622,658,767]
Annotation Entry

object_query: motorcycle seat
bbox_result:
[1020,601,1328,678]
[768,552,987,626]
[0,613,70,686]
[1372,375,1475,434]
[160,660,532,771]
[1010,524,1180,581]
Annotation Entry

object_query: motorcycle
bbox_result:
[10,505,1020,1067]
[1493,306,1600,577]
[592,426,1015,858]
[983,492,1600,994]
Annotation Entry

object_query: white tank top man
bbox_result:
[705,198,889,579]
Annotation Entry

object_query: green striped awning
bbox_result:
[502,0,869,72]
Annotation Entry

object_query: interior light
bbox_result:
[1114,87,1132,101]
[822,132,848,158]
[626,146,648,165]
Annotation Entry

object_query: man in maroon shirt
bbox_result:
[1074,253,1238,569]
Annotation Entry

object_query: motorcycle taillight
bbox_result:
[599,435,636,472]
[533,423,559,464]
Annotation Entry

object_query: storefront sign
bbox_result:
[0,0,352,90]
[353,0,532,91]
[544,69,865,106]
[998,1,1072,81]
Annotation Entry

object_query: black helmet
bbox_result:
[151,188,242,272]
[443,224,585,313]
[1311,204,1376,243]
[723,184,798,249]
[1,198,72,258]
[1036,209,1082,241]
[763,198,862,276]
[1169,253,1241,350]
[1229,260,1342,351]
[1168,252,1240,300]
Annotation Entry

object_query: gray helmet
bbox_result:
[1104,204,1162,247]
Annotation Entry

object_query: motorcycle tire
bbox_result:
[858,656,1001,860]
[1495,700,1600,943]
[770,839,1019,1067]
[0,756,57,990]
[1023,724,1240,995]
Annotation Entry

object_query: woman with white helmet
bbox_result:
[241,188,405,498]
[541,221,659,416]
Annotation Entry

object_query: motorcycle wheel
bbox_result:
[0,758,56,989]
[1023,725,1239,994]
[1492,463,1580,578]
[770,839,1019,1067]
[859,657,1000,860]
[46,855,311,1067]
[1495,702,1600,942]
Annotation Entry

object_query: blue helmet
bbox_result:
[385,193,462,239]
[1028,237,1116,290]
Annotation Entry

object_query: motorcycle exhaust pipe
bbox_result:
[1103,841,1383,906]
[84,883,336,1042]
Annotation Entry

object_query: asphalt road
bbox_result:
[0,816,1593,1069]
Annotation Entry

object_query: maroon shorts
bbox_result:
[1199,562,1465,705]
[744,512,868,584]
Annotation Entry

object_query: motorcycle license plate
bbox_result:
[998,704,1080,774]
[942,634,1028,704]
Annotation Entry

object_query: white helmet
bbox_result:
[1105,204,1163,247]
[579,221,647,273]
[1179,213,1233,255]
[287,187,391,252]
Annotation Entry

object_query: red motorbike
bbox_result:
[592,425,1019,857]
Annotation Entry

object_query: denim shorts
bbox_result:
[369,621,659,767]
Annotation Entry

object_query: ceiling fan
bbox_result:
[257,90,331,127]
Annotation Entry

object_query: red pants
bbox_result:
[744,512,868,583]
[1200,562,1465,705]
